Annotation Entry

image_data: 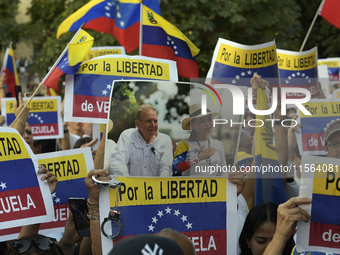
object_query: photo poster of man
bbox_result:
[103,80,246,177]
[99,80,246,254]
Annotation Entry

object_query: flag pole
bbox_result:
[10,26,84,128]
[299,0,325,52]
[139,1,143,56]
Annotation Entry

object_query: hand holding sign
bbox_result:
[263,197,312,255]
[37,165,58,194]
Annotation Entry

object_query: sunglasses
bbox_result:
[10,237,57,254]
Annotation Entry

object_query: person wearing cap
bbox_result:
[324,119,340,159]
[109,104,173,176]
[108,234,185,255]
[172,103,227,176]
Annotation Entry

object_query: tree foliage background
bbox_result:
[1,0,340,81]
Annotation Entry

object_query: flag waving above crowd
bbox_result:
[141,5,200,78]
[42,28,94,92]
[57,0,161,53]
[1,43,19,97]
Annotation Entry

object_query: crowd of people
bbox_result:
[0,70,339,255]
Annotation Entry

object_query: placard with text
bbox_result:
[277,47,319,99]
[296,98,340,155]
[0,147,93,241]
[100,177,237,255]
[1,96,63,140]
[64,55,178,124]
[0,127,54,238]
[297,155,340,254]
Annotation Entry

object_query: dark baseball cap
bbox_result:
[108,234,184,255]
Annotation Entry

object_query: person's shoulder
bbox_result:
[121,128,137,137]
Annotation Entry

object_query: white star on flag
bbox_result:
[241,72,246,76]
[105,6,110,10]
[102,90,108,95]
[165,207,172,214]
[232,80,237,84]
[292,73,296,77]
[106,12,111,18]
[148,224,155,232]
[55,197,61,203]
[174,209,181,216]
[181,215,187,222]
[247,70,252,75]
[297,72,301,76]
[0,182,7,190]
[106,84,112,90]
[157,210,164,218]
[186,222,193,229]
[51,192,56,198]
[235,75,240,79]
[120,21,124,27]
[152,217,158,224]
[117,12,121,18]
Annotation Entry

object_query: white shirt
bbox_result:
[109,128,173,176]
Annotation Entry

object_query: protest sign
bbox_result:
[277,47,319,99]
[0,127,54,235]
[100,177,237,255]
[64,55,178,124]
[82,46,126,62]
[318,58,340,83]
[0,147,94,241]
[297,155,340,254]
[206,38,280,104]
[296,98,340,155]
[1,96,63,140]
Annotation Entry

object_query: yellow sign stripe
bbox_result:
[300,101,340,118]
[215,43,277,69]
[38,153,87,181]
[6,99,58,114]
[0,132,30,162]
[77,57,171,80]
[277,51,317,71]
[313,166,340,196]
[109,177,227,207]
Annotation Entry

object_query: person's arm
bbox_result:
[263,197,312,255]
[57,211,83,255]
[0,73,6,112]
[84,169,110,255]
[61,122,71,150]
[94,125,107,169]
[12,92,29,136]
[172,140,215,175]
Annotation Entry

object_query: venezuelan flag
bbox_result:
[42,29,94,92]
[1,44,19,97]
[254,87,287,205]
[105,177,228,255]
[141,5,200,78]
[57,0,161,53]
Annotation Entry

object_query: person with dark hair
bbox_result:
[239,198,311,255]
[108,234,185,255]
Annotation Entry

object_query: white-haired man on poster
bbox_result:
[109,104,173,176]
